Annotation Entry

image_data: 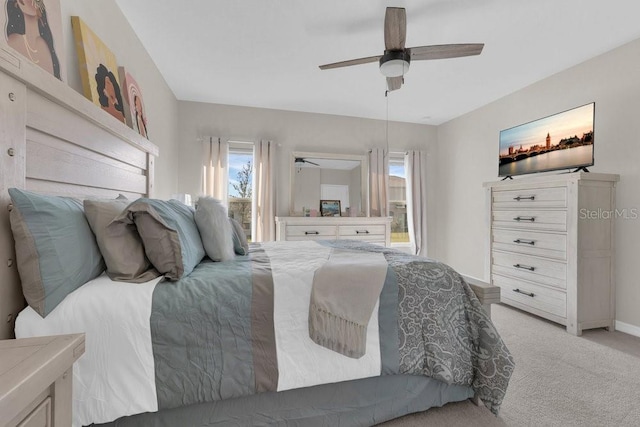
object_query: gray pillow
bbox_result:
[194,197,235,262]
[230,218,249,255]
[110,199,205,280]
[84,199,160,283]
[8,188,105,317]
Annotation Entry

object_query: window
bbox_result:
[227,142,253,242]
[388,152,409,244]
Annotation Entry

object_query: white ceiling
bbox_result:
[116,0,640,125]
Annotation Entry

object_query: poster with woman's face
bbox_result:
[71,16,125,123]
[118,67,149,139]
[1,0,65,80]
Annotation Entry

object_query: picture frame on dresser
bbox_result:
[320,199,341,217]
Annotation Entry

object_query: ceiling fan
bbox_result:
[319,7,484,92]
[294,157,320,167]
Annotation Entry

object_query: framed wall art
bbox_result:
[118,67,149,138]
[2,0,65,80]
[71,16,125,123]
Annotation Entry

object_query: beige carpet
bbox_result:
[379,303,640,426]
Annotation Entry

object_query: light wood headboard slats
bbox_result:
[25,180,143,200]
[26,141,148,194]
[26,91,148,170]
[26,128,144,176]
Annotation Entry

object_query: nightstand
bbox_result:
[0,334,85,427]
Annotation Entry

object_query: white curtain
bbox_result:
[202,137,229,201]
[406,150,428,257]
[252,140,276,242]
[369,148,388,217]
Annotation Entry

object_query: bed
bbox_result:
[0,48,513,427]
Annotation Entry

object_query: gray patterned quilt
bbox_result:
[151,240,514,416]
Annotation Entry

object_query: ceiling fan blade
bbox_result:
[319,55,381,70]
[384,7,406,50]
[386,76,403,92]
[409,43,484,61]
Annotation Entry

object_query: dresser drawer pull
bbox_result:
[513,216,536,222]
[513,239,536,245]
[513,263,536,271]
[513,288,535,297]
[304,231,319,235]
[513,195,536,201]
[355,230,370,234]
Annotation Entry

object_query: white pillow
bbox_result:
[194,197,235,262]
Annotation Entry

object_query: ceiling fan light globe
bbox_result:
[379,50,411,78]
[379,59,410,77]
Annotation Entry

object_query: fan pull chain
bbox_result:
[385,89,389,158]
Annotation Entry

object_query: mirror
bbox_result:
[290,151,368,216]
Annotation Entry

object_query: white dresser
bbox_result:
[485,172,619,335]
[275,216,391,247]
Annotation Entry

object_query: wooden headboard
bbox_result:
[0,47,159,339]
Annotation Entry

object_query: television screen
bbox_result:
[499,103,594,177]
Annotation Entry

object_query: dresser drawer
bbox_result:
[493,274,566,319]
[492,229,567,260]
[286,225,336,238]
[338,225,386,238]
[493,186,567,209]
[492,209,567,232]
[492,250,567,289]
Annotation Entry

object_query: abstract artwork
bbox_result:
[2,0,65,80]
[118,67,148,138]
[71,16,125,123]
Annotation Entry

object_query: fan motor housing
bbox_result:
[380,50,411,65]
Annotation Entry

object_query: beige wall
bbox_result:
[176,101,439,254]
[437,38,640,330]
[60,0,179,198]
[293,168,321,213]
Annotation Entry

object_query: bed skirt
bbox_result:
[93,374,474,427]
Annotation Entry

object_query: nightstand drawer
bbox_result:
[18,396,51,427]
[493,186,567,208]
[493,274,566,319]
[492,209,567,232]
[492,250,567,289]
[492,229,567,260]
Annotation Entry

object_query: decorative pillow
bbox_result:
[84,199,160,283]
[110,199,205,280]
[230,217,249,256]
[8,188,105,317]
[194,197,235,262]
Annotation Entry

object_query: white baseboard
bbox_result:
[615,320,640,338]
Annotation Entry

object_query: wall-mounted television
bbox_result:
[499,103,595,177]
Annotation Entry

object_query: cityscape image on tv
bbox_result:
[499,103,594,176]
